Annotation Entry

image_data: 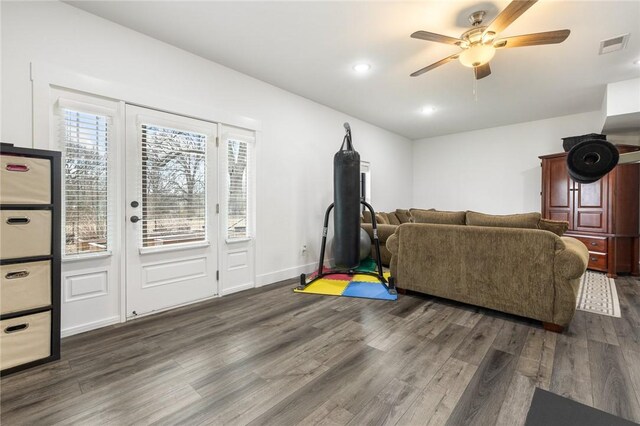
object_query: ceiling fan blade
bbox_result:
[493,29,570,48]
[474,63,492,80]
[410,53,460,77]
[411,30,462,46]
[485,0,538,36]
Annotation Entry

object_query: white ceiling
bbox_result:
[65,1,640,140]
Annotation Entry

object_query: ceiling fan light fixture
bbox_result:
[482,31,496,44]
[458,44,496,67]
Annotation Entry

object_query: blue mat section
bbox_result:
[342,281,397,301]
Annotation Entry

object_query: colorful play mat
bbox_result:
[294,258,397,301]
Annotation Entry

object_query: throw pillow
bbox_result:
[362,211,372,223]
[538,218,569,236]
[375,213,389,224]
[386,213,401,226]
[395,209,413,223]
[410,209,466,225]
[466,211,541,229]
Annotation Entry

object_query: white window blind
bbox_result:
[226,138,251,240]
[140,124,207,248]
[61,109,110,256]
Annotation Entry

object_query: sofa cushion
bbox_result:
[466,211,541,229]
[363,211,395,225]
[410,209,466,225]
[538,218,569,236]
[386,213,401,226]
[395,209,413,224]
[362,211,372,223]
[375,213,389,224]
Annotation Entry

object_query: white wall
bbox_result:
[606,78,640,117]
[1,1,413,333]
[412,111,604,214]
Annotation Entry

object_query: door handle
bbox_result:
[130,215,141,223]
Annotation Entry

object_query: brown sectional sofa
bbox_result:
[386,210,588,331]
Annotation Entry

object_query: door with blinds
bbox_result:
[125,106,218,317]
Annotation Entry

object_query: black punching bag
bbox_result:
[333,123,360,269]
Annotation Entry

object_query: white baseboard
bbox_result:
[256,260,331,287]
[61,315,121,338]
[220,282,255,296]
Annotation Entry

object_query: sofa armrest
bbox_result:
[386,233,398,255]
[360,223,398,242]
[554,237,589,280]
[552,236,589,326]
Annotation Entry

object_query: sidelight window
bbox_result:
[61,109,111,256]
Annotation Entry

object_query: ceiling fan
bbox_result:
[410,0,570,80]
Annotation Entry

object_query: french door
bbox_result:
[125,106,218,317]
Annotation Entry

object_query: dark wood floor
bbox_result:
[2,276,640,425]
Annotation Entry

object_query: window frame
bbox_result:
[56,97,118,260]
[134,114,216,254]
[222,132,255,243]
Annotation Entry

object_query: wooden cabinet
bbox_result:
[540,145,640,277]
[0,143,61,376]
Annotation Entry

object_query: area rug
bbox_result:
[576,270,620,318]
[525,388,636,425]
[294,258,397,301]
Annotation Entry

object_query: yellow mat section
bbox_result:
[352,274,381,282]
[351,272,392,281]
[293,278,349,296]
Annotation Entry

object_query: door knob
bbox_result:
[130,215,140,223]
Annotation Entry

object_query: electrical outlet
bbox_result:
[301,244,307,256]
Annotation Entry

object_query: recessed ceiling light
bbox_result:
[634,59,640,66]
[353,63,371,73]
[420,106,436,115]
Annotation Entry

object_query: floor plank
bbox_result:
[517,328,557,390]
[495,372,536,426]
[549,334,593,406]
[588,340,640,423]
[445,348,518,425]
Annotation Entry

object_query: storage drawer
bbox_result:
[574,235,608,253]
[0,261,51,315]
[0,311,51,370]
[587,252,608,272]
[0,155,51,204]
[0,210,51,259]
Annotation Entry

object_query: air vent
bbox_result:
[599,34,630,55]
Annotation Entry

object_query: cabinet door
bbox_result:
[543,156,573,229]
[574,176,608,233]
